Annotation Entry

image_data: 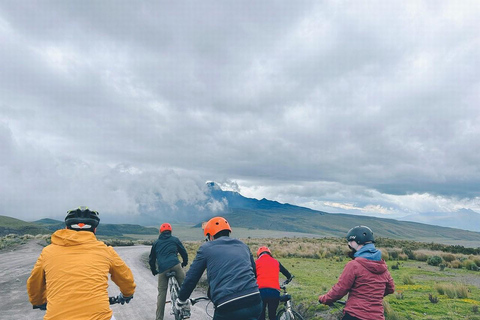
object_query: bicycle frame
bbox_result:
[276,277,304,320]
[166,271,191,320]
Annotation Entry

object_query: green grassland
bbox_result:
[175,237,480,320]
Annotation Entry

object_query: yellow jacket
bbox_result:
[27,229,136,320]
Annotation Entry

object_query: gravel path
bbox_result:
[0,241,213,320]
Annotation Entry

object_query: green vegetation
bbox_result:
[0,215,50,236]
[164,237,480,320]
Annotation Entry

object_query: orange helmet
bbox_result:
[160,223,172,233]
[203,217,232,239]
[257,246,271,257]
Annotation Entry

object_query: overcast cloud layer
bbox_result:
[1,1,479,221]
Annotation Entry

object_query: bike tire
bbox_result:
[291,309,305,320]
[276,309,291,320]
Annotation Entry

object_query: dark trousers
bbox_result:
[342,312,362,320]
[213,301,262,320]
[259,296,279,320]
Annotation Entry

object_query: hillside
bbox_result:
[212,209,480,246]
[33,219,158,237]
[0,215,50,236]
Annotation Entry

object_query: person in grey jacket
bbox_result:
[149,223,188,320]
[176,217,261,320]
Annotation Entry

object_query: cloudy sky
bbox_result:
[1,1,479,221]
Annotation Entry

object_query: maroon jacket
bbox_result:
[319,258,395,320]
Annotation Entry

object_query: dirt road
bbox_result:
[0,241,213,320]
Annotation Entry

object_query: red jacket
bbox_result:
[319,258,395,320]
[256,254,281,290]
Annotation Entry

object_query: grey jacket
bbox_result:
[178,236,259,307]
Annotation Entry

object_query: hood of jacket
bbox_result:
[51,228,97,246]
[354,243,382,261]
[355,257,389,275]
[159,231,172,240]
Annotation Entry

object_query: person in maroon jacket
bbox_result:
[255,246,293,320]
[318,226,395,320]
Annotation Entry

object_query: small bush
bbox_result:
[439,263,446,271]
[391,262,400,270]
[403,275,415,285]
[463,260,479,271]
[455,284,469,299]
[428,294,439,303]
[427,255,443,266]
[414,252,428,262]
[435,284,445,295]
[442,253,456,262]
[473,305,479,314]
[398,253,408,261]
[448,260,462,269]
[473,258,480,267]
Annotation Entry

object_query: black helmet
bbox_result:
[346,226,375,244]
[65,206,100,232]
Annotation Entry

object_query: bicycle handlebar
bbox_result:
[335,300,346,305]
[34,296,124,311]
[280,275,295,289]
[189,296,210,306]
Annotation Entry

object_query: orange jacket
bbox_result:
[27,229,136,320]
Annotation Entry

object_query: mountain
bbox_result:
[0,215,50,236]
[400,209,480,232]
[194,183,480,246]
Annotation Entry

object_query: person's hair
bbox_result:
[213,229,230,239]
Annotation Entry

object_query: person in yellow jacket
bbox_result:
[27,206,136,320]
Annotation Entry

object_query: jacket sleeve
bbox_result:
[250,252,257,278]
[149,242,157,273]
[319,261,356,305]
[384,270,395,296]
[279,262,292,279]
[27,252,47,306]
[176,238,188,265]
[178,245,207,301]
[109,247,136,297]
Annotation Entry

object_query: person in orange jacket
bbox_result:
[256,246,293,320]
[27,206,136,320]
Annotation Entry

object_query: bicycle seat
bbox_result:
[279,294,291,302]
[166,271,176,278]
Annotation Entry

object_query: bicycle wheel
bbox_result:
[291,309,305,320]
[276,309,291,320]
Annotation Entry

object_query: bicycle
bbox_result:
[33,294,130,311]
[276,277,305,320]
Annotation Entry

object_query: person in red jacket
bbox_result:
[318,226,395,320]
[255,246,292,320]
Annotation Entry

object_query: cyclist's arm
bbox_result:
[27,252,47,306]
[176,238,188,265]
[319,261,356,305]
[109,247,136,297]
[250,252,257,277]
[148,243,157,273]
[279,262,292,280]
[178,245,207,301]
[384,270,395,296]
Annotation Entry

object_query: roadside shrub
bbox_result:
[455,284,469,299]
[402,248,415,260]
[427,255,443,266]
[442,253,456,262]
[439,263,446,271]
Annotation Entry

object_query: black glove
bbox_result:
[33,303,47,310]
[152,270,158,276]
[118,292,133,305]
[181,261,188,268]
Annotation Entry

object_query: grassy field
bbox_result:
[172,237,480,320]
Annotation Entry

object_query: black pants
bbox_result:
[259,296,279,320]
[342,312,362,320]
